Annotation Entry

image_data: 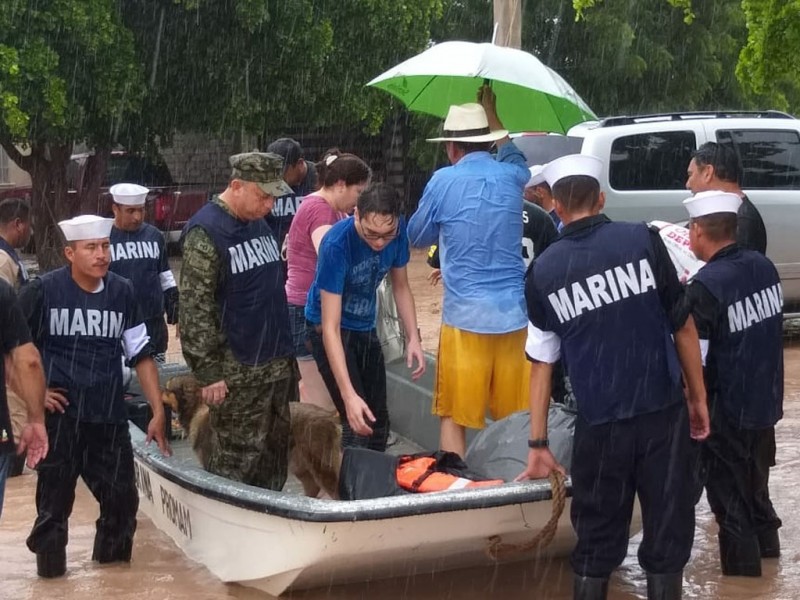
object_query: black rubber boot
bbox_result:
[92,536,133,564]
[719,531,762,576]
[36,549,66,578]
[646,571,683,600]
[758,529,780,558]
[573,574,609,600]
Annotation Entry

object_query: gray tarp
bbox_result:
[465,403,576,482]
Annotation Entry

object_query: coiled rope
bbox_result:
[486,470,567,560]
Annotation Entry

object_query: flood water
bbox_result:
[2,253,799,599]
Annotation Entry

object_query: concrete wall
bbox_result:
[158,132,257,192]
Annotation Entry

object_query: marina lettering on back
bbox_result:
[228,235,281,274]
[728,284,783,333]
[49,308,124,338]
[548,259,657,324]
[270,194,303,217]
[110,240,160,261]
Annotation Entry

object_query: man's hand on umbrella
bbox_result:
[477,85,503,131]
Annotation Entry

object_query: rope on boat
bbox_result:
[485,470,567,560]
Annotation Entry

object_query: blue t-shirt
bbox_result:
[305,216,410,332]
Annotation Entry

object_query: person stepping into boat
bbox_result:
[681,191,784,576]
[517,154,710,600]
[407,87,531,459]
[21,215,171,578]
[108,183,179,363]
[180,152,297,491]
[305,183,425,450]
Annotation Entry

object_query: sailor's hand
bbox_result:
[427,269,442,286]
[514,448,566,482]
[44,388,69,414]
[201,380,228,406]
[343,392,375,436]
[406,336,426,381]
[17,422,48,468]
[686,392,710,441]
[146,411,172,457]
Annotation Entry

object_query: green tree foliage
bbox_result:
[737,0,800,110]
[0,0,145,268]
[0,0,442,269]
[551,0,749,115]
[122,0,442,141]
[576,0,800,112]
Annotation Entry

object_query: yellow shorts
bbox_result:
[433,324,530,429]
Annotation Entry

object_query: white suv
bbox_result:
[516,111,800,310]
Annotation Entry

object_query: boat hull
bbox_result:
[132,431,575,595]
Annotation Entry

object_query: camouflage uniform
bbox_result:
[180,152,298,491]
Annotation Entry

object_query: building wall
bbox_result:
[158,133,252,193]
[0,145,32,189]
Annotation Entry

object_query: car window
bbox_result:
[103,155,174,187]
[609,131,696,191]
[716,129,800,190]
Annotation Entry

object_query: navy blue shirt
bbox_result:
[687,244,783,428]
[186,201,293,365]
[109,223,177,321]
[265,161,318,251]
[305,216,410,332]
[0,280,32,452]
[526,215,686,425]
[20,268,150,424]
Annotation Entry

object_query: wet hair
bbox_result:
[357,182,401,218]
[450,140,494,155]
[692,142,740,184]
[534,181,552,194]
[551,176,600,212]
[0,197,31,225]
[316,149,371,188]
[266,138,304,168]
[693,213,737,242]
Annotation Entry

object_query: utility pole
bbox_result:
[493,0,522,48]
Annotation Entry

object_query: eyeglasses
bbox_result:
[360,227,398,241]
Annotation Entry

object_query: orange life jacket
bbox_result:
[396,456,504,493]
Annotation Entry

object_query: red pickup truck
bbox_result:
[1,151,211,244]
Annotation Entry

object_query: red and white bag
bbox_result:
[649,220,705,284]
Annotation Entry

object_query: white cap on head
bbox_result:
[110,183,149,206]
[58,215,114,241]
[683,190,742,218]
[543,154,603,188]
[527,164,546,188]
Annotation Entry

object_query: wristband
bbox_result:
[527,438,549,449]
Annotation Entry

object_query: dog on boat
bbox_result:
[162,374,342,499]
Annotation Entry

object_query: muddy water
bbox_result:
[2,251,799,599]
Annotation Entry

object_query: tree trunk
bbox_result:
[80,145,111,215]
[28,142,79,272]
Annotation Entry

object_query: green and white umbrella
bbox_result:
[367,41,596,134]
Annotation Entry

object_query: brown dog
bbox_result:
[162,374,342,499]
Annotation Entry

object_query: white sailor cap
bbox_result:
[543,154,602,188]
[58,215,114,241]
[526,164,546,188]
[110,183,149,206]
[683,190,742,218]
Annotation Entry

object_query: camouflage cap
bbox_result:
[229,152,293,197]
